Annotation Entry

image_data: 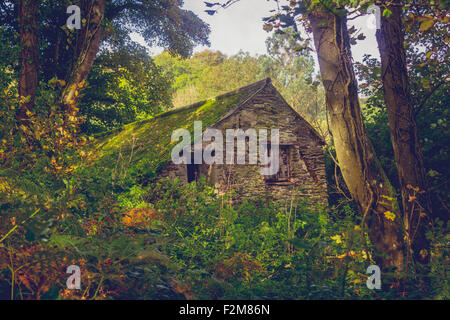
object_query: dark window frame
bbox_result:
[186,152,200,183]
[264,144,293,184]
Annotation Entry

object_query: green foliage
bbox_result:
[261,27,326,125]
[88,84,248,188]
[0,0,210,81]
[154,29,327,130]
[154,50,262,107]
[355,3,450,220]
[1,0,448,301]
[139,178,417,299]
[79,46,173,134]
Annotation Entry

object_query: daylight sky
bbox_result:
[136,0,381,70]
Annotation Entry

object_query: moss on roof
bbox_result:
[89,79,268,181]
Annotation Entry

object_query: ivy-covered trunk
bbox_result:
[376,0,431,266]
[308,8,405,275]
[61,0,106,111]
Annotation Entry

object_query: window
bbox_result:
[264,145,292,183]
[278,145,291,181]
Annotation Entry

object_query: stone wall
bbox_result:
[158,81,328,206]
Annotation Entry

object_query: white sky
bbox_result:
[133,0,381,70]
[182,0,277,56]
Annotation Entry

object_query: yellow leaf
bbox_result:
[420,19,435,32]
[331,235,342,244]
[419,249,428,259]
[384,211,396,221]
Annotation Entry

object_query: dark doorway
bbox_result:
[187,153,200,183]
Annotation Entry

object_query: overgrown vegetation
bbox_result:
[0,0,448,300]
[1,170,447,299]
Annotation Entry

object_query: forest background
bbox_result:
[0,0,448,300]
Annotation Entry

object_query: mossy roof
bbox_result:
[89,79,270,181]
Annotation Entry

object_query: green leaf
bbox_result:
[421,78,431,89]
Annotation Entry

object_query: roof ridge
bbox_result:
[211,78,271,126]
[154,99,208,119]
[215,78,271,100]
[151,78,272,121]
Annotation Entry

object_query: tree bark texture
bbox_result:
[62,0,105,112]
[376,0,431,265]
[308,8,405,273]
[17,0,39,125]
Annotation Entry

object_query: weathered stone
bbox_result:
[159,78,327,205]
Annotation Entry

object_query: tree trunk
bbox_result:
[17,0,39,125]
[61,0,105,113]
[376,0,431,266]
[308,8,405,274]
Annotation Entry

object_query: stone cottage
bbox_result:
[94,78,327,204]
[158,78,327,204]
